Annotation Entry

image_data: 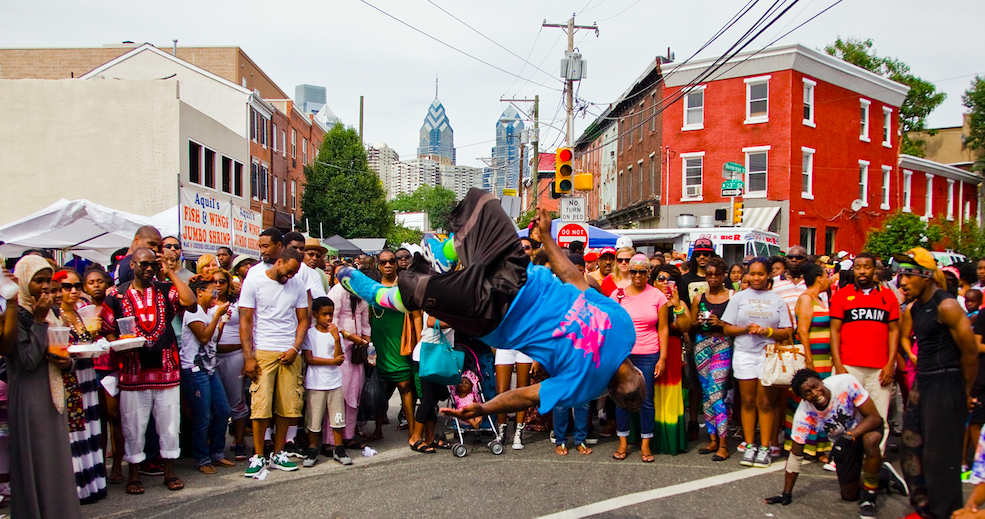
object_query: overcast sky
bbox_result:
[4,0,981,168]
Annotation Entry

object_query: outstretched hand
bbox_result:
[534,207,553,245]
[440,403,486,421]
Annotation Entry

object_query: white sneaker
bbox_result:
[244,455,266,477]
[497,422,508,441]
[823,460,837,472]
[513,423,525,450]
[269,451,299,472]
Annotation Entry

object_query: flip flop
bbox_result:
[164,476,184,491]
[641,452,655,463]
[197,465,218,475]
[555,444,568,456]
[410,440,435,453]
[612,450,628,460]
[126,481,144,495]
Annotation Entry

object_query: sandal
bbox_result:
[612,450,628,460]
[214,458,236,467]
[555,443,568,456]
[577,443,592,455]
[125,480,144,495]
[431,438,452,450]
[410,440,436,454]
[641,452,655,463]
[698,443,719,455]
[712,447,730,462]
[344,440,366,450]
[198,465,218,475]
[164,476,184,491]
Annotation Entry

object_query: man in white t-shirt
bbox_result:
[239,246,309,476]
[285,232,327,299]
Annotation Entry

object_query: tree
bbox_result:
[864,212,942,262]
[962,75,985,171]
[824,38,946,156]
[386,224,424,250]
[390,184,458,232]
[932,217,985,259]
[302,124,391,239]
[516,207,559,230]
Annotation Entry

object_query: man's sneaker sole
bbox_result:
[883,461,909,496]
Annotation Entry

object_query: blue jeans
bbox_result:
[615,352,659,439]
[553,402,590,446]
[180,369,231,467]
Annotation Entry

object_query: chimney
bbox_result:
[172,40,178,56]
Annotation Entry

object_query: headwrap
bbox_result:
[13,255,65,413]
[629,253,649,270]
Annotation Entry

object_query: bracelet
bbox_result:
[767,327,774,337]
[673,306,685,315]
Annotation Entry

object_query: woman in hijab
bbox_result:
[1,256,83,519]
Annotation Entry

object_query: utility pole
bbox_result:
[499,97,540,208]
[543,14,597,148]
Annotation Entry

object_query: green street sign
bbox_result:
[723,162,745,174]
[721,178,744,197]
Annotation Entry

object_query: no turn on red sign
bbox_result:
[556,222,589,249]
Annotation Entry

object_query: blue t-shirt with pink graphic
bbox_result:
[480,264,635,413]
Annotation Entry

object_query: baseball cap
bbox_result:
[600,247,617,257]
[615,236,634,249]
[893,247,936,277]
[692,238,715,253]
[583,251,599,262]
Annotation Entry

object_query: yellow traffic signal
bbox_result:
[574,173,593,191]
[733,200,744,225]
[555,148,573,194]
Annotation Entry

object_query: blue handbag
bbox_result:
[419,321,465,385]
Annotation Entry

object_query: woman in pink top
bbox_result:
[610,253,669,463]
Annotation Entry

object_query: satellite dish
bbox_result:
[850,199,864,212]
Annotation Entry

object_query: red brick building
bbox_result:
[897,154,979,224]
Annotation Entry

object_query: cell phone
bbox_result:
[665,280,676,297]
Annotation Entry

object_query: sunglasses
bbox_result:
[396,255,412,261]
[216,279,229,286]
[629,269,648,276]
[656,276,672,282]
[61,282,83,291]
[616,257,632,263]
[694,251,711,257]
[136,261,160,270]
[163,243,181,250]
[379,258,397,265]
[522,245,532,251]
[787,255,806,261]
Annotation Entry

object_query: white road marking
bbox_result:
[534,463,786,519]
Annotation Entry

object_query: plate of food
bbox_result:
[110,337,146,351]
[68,343,108,358]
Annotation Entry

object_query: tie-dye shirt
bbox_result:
[480,264,635,413]
[790,374,869,444]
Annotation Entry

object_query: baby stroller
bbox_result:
[445,346,505,457]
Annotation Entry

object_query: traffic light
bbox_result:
[733,200,744,225]
[555,147,573,195]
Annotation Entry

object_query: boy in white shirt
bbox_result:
[303,297,350,466]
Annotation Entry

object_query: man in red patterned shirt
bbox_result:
[107,247,194,494]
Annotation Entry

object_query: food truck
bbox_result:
[609,227,782,265]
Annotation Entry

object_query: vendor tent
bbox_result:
[323,235,362,256]
[517,219,621,248]
[0,199,179,265]
[348,238,387,255]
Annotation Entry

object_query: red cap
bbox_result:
[692,238,715,252]
[600,247,617,257]
[583,251,599,262]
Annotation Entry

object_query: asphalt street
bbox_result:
[79,394,959,519]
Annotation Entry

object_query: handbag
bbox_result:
[349,340,368,365]
[760,339,807,387]
[419,322,465,385]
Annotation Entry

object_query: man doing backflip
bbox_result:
[337,188,646,418]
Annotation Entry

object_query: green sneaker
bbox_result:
[270,451,299,472]
[962,469,973,484]
[244,455,265,477]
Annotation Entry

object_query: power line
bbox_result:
[357,0,563,92]
[596,0,643,21]
[502,26,544,97]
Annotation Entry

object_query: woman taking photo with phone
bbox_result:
[647,265,691,454]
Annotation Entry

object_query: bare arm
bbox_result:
[655,303,669,378]
[938,298,979,400]
[441,383,540,420]
[881,320,900,386]
[849,397,885,439]
[278,307,311,366]
[900,304,915,363]
[795,295,815,368]
[187,302,228,345]
[238,307,259,381]
[533,207,588,291]
[829,318,847,374]
[160,259,195,307]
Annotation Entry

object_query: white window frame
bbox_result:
[925,173,934,218]
[858,160,870,207]
[281,130,287,157]
[682,85,705,131]
[273,175,278,205]
[291,180,297,210]
[251,161,259,201]
[291,129,297,159]
[801,146,815,199]
[803,78,816,127]
[881,166,892,210]
[744,75,770,125]
[680,152,705,201]
[272,124,278,152]
[742,145,770,198]
[903,169,912,212]
[947,179,955,221]
[860,99,871,142]
[965,199,972,221]
[882,107,893,148]
[303,138,308,165]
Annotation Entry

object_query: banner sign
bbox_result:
[180,187,261,260]
[230,202,262,259]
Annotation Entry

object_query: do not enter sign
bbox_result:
[556,222,589,249]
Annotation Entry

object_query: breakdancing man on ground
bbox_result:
[337,188,646,418]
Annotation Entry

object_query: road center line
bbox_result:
[534,463,786,519]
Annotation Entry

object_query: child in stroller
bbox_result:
[452,371,483,430]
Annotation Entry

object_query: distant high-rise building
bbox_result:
[366,143,400,198]
[418,79,455,165]
[295,84,326,115]
[491,106,526,197]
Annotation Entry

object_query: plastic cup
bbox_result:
[77,305,100,335]
[117,317,137,339]
[47,326,70,357]
[0,273,17,300]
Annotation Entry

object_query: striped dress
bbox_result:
[651,334,687,454]
[64,318,108,504]
[783,297,832,456]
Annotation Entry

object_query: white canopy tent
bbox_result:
[0,199,179,265]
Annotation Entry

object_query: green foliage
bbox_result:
[389,184,458,231]
[386,225,424,250]
[516,207,559,230]
[962,75,985,171]
[825,38,946,156]
[932,217,985,259]
[301,124,391,239]
[864,212,942,261]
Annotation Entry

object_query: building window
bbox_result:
[272,124,278,152]
[744,75,770,124]
[681,152,704,200]
[282,130,287,157]
[800,227,817,255]
[649,153,656,198]
[260,166,268,202]
[234,162,243,197]
[881,166,891,209]
[292,129,297,159]
[250,109,257,143]
[303,138,308,165]
[221,156,232,193]
[947,179,955,220]
[925,173,933,218]
[743,146,770,197]
[903,169,912,212]
[189,141,202,184]
[650,92,657,132]
[825,227,837,255]
[261,118,268,148]
[803,78,816,127]
[637,103,644,141]
[203,148,216,189]
[283,180,288,209]
[250,163,258,201]
[291,180,297,210]
[683,86,704,130]
[858,160,869,207]
[860,99,871,142]
[883,107,893,148]
[801,147,815,199]
[966,200,972,221]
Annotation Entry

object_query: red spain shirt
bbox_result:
[829,284,900,369]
